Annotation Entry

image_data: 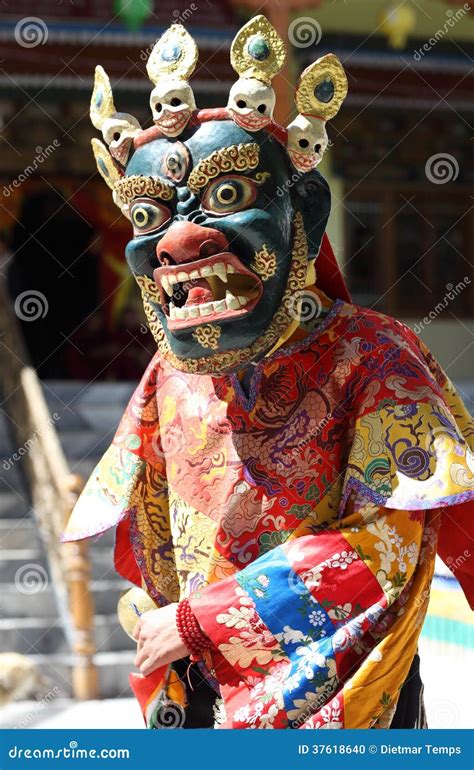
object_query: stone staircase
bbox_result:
[0,381,137,700]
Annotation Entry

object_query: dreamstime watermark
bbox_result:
[14,17,48,48]
[3,141,60,197]
[172,3,198,24]
[427,698,461,729]
[150,699,186,729]
[290,691,328,728]
[286,289,323,324]
[425,153,459,184]
[276,169,304,197]
[445,548,471,576]
[16,686,61,729]
[15,563,49,595]
[14,290,49,321]
[413,4,471,60]
[288,17,322,48]
[151,424,187,459]
[413,276,470,333]
[140,4,198,60]
[2,412,60,470]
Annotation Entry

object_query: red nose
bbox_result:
[155,221,229,265]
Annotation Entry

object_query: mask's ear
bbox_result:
[292,169,331,259]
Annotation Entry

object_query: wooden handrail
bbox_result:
[0,279,98,700]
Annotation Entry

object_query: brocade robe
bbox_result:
[63,293,474,729]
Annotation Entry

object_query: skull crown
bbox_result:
[89,15,348,202]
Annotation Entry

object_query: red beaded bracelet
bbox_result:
[176,598,211,659]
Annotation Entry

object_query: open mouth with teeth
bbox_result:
[230,111,270,131]
[156,110,191,133]
[153,252,263,330]
[288,150,320,171]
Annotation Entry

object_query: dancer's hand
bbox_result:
[133,604,189,676]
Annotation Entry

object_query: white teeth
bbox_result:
[214,262,227,283]
[165,261,252,322]
[226,291,240,310]
[170,294,249,322]
[161,276,172,296]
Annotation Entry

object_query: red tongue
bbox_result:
[185,279,213,306]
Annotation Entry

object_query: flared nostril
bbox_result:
[158,250,173,266]
[154,222,230,264]
[199,240,222,259]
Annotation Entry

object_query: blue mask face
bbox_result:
[122,119,331,375]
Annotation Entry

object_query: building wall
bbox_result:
[405,318,474,381]
[320,154,472,379]
[300,0,474,42]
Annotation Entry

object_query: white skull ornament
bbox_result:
[227,78,275,131]
[287,114,328,173]
[149,79,196,138]
[101,113,141,165]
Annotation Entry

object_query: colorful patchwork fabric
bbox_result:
[63,296,474,728]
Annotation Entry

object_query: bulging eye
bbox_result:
[202,176,257,216]
[130,199,170,235]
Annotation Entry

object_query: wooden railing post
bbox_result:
[0,280,99,700]
[63,475,99,700]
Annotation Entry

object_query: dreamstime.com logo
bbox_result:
[288,17,322,48]
[413,276,471,334]
[3,412,60,470]
[14,290,49,321]
[413,4,471,60]
[286,289,323,324]
[8,741,130,760]
[425,153,459,185]
[3,141,60,197]
[16,687,61,729]
[15,563,49,595]
[14,17,48,48]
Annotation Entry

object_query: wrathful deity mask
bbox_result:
[90,16,348,375]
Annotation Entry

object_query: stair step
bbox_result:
[45,404,128,433]
[42,380,135,405]
[27,649,137,699]
[0,545,123,583]
[0,578,130,618]
[0,476,29,508]
[47,429,114,461]
[0,549,46,582]
[0,615,135,655]
[39,381,133,433]
[0,518,39,549]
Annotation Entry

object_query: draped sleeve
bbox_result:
[61,353,176,598]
